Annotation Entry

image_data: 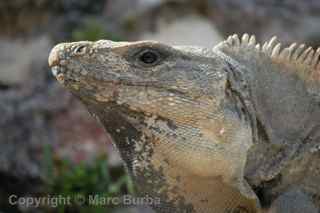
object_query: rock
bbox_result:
[0,37,50,86]
[206,0,320,45]
[0,78,66,180]
[141,14,222,47]
[105,0,162,21]
[52,100,118,166]
[0,0,107,37]
[103,0,320,46]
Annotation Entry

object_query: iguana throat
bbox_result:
[86,99,258,213]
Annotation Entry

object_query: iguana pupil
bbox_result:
[139,50,159,64]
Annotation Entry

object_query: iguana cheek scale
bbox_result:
[49,34,320,213]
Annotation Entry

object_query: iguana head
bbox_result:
[49,40,258,212]
[48,40,228,108]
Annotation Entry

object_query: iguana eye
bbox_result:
[138,49,160,66]
[73,45,87,55]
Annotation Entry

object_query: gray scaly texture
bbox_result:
[48,34,320,213]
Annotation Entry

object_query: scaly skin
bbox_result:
[48,35,320,213]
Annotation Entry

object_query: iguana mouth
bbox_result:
[50,65,68,84]
[51,66,60,76]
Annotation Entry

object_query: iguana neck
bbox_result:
[215,35,320,149]
[134,155,257,213]
[216,48,320,186]
[228,50,318,142]
[88,102,259,213]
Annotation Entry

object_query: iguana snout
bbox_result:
[49,41,96,84]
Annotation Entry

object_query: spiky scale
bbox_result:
[227,36,233,45]
[292,44,306,60]
[286,43,297,60]
[271,43,281,58]
[255,43,261,51]
[262,42,268,52]
[266,36,278,55]
[312,48,320,68]
[242,34,250,45]
[297,47,313,63]
[232,34,241,46]
[305,50,315,66]
[249,35,256,46]
[279,48,291,60]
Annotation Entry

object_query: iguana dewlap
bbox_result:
[49,34,320,213]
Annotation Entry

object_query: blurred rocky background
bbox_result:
[0,0,319,212]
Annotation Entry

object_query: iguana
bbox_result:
[48,34,320,213]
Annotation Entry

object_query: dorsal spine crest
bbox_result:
[223,33,320,82]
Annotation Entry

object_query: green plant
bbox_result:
[42,144,134,213]
[71,18,122,41]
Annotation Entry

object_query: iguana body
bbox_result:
[48,34,320,213]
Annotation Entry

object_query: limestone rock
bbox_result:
[141,14,222,47]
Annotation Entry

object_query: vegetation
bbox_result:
[71,18,122,42]
[43,144,134,213]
